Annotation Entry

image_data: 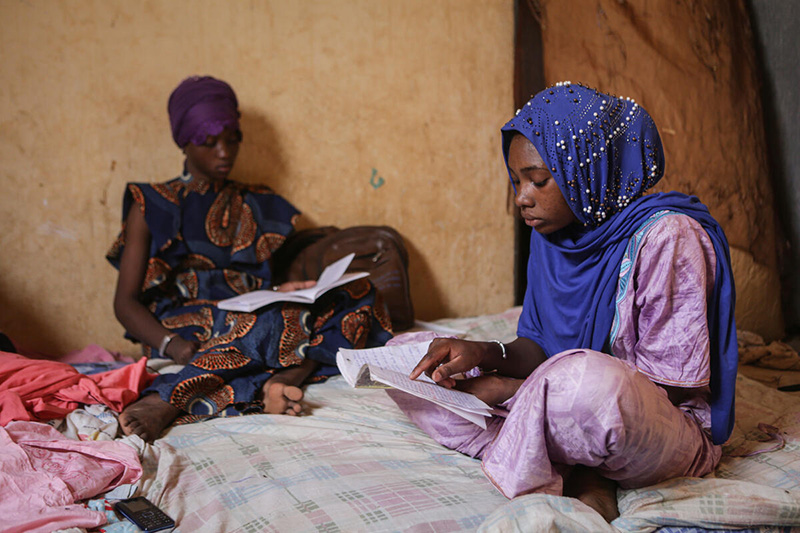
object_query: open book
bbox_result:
[217,253,369,312]
[336,341,493,428]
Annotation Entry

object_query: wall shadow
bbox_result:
[0,276,70,356]
[235,107,322,229]
[404,238,448,322]
[235,107,291,193]
[513,0,544,305]
[235,109,442,324]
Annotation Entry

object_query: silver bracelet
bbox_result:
[159,333,178,355]
[489,339,507,359]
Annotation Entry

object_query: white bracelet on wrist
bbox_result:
[159,333,178,355]
[489,339,507,359]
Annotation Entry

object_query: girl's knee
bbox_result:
[522,350,640,409]
[544,349,632,380]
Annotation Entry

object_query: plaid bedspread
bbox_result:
[69,307,800,532]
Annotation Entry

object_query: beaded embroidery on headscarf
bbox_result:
[502,81,664,228]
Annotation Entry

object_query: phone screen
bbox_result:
[121,498,151,512]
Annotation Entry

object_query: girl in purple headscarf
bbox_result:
[394,82,737,521]
[108,76,393,442]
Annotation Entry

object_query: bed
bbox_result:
[20,307,800,532]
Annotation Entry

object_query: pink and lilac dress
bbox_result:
[391,82,737,499]
[392,211,723,497]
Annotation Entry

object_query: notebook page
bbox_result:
[337,341,435,381]
[368,365,491,414]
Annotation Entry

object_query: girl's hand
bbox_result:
[409,338,491,388]
[274,280,317,292]
[167,337,200,365]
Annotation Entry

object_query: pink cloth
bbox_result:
[15,343,135,364]
[60,344,136,364]
[0,420,142,533]
[390,213,722,498]
[0,353,155,425]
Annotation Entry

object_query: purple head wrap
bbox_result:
[167,76,240,148]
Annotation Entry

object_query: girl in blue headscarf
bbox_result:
[108,76,393,442]
[398,82,737,521]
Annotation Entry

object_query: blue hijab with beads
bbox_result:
[503,82,737,445]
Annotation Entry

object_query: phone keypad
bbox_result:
[115,497,175,532]
[136,508,173,530]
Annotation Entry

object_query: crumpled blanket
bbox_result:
[477,477,800,533]
[0,352,155,425]
[737,329,800,370]
[0,421,143,533]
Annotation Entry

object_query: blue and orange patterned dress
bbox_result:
[107,171,393,422]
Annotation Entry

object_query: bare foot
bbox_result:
[119,393,181,443]
[263,380,304,415]
[563,466,619,522]
[258,359,320,416]
[454,374,524,406]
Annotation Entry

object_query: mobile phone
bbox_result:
[114,496,175,532]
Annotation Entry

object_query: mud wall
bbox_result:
[0,0,515,355]
[535,0,785,339]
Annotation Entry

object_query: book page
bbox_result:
[302,271,370,300]
[336,352,389,389]
[368,365,491,414]
[315,253,356,291]
[217,252,368,313]
[337,341,434,380]
[368,365,489,428]
[336,341,492,427]
[216,289,311,312]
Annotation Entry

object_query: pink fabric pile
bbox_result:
[0,352,154,425]
[1,421,143,533]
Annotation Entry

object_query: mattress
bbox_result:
[63,306,800,532]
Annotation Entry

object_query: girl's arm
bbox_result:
[410,336,547,387]
[113,205,198,364]
[488,336,547,377]
[623,214,717,406]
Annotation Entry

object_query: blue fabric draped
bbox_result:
[503,83,737,445]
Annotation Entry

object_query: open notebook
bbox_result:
[217,253,368,313]
[336,341,493,428]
